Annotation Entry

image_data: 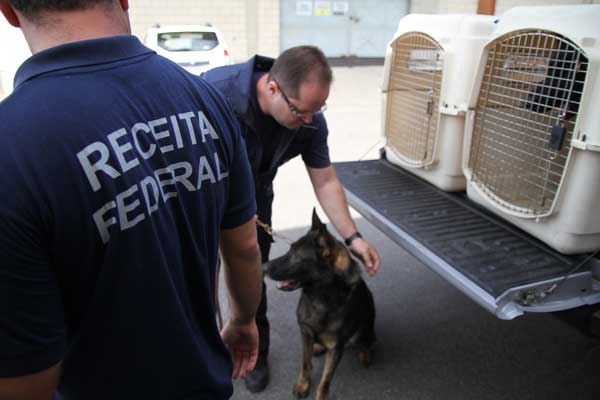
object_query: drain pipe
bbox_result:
[477,0,495,15]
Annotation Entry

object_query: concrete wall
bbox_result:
[127,1,600,61]
[128,0,280,62]
[410,0,600,14]
[494,0,600,15]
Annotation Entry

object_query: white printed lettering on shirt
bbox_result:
[154,167,178,202]
[140,175,160,215]
[132,122,156,160]
[198,111,219,143]
[179,112,197,145]
[149,117,174,154]
[170,115,184,149]
[93,200,117,244]
[197,155,216,189]
[81,110,232,242]
[77,141,121,192]
[108,128,140,173]
[116,184,145,231]
[154,162,195,202]
[92,155,229,243]
[170,162,196,192]
[214,152,229,180]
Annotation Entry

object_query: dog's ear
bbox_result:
[317,234,352,274]
[332,245,351,274]
[317,236,331,259]
[311,208,326,232]
[332,244,361,284]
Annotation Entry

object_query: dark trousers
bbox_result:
[256,191,273,359]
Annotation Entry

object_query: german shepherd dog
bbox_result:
[263,209,376,400]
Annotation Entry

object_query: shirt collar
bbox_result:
[228,55,274,118]
[14,35,154,89]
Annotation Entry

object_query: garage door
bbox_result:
[280,0,408,58]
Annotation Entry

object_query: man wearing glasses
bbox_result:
[203,45,380,393]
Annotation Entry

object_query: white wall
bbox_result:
[495,0,600,15]
[410,0,600,14]
[0,19,31,99]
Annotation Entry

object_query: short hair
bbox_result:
[9,0,114,17]
[268,46,333,98]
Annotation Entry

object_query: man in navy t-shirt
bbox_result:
[203,46,381,392]
[0,1,262,399]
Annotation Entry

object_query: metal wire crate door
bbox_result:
[469,30,587,217]
[386,33,444,167]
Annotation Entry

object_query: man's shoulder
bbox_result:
[0,88,47,134]
[203,55,273,87]
[202,63,242,87]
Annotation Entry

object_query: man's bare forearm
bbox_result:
[220,218,262,323]
[308,166,357,238]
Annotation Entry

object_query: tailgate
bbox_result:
[333,158,600,319]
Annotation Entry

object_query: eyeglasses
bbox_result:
[274,79,327,118]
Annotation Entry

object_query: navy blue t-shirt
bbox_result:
[202,56,331,193]
[0,36,255,400]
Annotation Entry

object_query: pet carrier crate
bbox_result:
[381,14,497,191]
[463,5,600,254]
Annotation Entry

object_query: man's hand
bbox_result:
[219,217,262,379]
[221,319,259,379]
[307,165,381,277]
[349,237,380,277]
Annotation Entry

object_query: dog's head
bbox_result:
[264,208,361,291]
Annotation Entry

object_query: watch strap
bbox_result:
[344,231,363,246]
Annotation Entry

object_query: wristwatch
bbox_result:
[344,231,363,246]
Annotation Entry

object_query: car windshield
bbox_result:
[157,31,219,52]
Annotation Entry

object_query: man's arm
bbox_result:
[307,165,380,276]
[0,362,61,400]
[219,216,262,379]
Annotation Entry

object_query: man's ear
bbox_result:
[266,79,278,97]
[119,0,130,12]
[0,1,21,28]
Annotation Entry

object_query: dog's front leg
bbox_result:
[316,346,343,400]
[293,330,314,398]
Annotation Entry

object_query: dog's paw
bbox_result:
[312,343,326,356]
[316,387,332,400]
[293,380,311,398]
[358,350,372,367]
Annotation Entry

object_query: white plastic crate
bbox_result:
[382,14,497,191]
[463,5,600,254]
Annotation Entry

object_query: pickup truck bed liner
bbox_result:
[333,158,599,319]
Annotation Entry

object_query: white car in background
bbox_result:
[144,24,231,75]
